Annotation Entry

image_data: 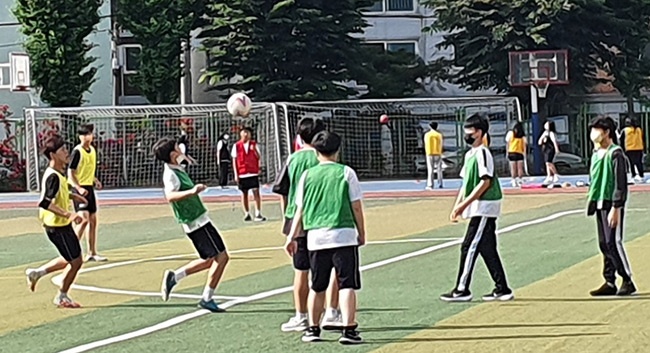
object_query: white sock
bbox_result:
[58,291,68,299]
[174,270,186,282]
[202,286,215,302]
[255,209,261,217]
[326,307,338,318]
[36,268,47,277]
[296,311,307,319]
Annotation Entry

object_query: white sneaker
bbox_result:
[634,176,643,183]
[510,180,518,188]
[25,269,43,292]
[87,255,108,262]
[552,175,560,183]
[321,313,343,331]
[425,186,433,191]
[280,316,308,332]
[53,295,81,308]
[543,176,552,185]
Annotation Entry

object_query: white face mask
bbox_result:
[223,134,230,140]
[590,129,604,144]
[175,155,186,165]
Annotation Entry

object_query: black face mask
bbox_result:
[464,134,476,145]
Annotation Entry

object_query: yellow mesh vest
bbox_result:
[74,145,97,186]
[39,168,72,227]
[508,137,525,154]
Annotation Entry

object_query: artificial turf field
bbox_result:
[1,191,650,353]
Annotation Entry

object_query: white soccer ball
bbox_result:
[227,92,252,118]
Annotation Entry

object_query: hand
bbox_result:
[357,233,366,246]
[285,239,297,257]
[608,208,620,228]
[76,186,88,196]
[234,176,239,183]
[193,184,207,195]
[68,212,83,224]
[450,204,464,223]
[94,179,103,190]
[72,194,88,205]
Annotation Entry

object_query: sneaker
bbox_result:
[161,270,177,302]
[25,269,43,292]
[301,326,322,342]
[254,215,267,222]
[589,282,617,296]
[482,289,514,302]
[425,186,433,191]
[510,180,518,188]
[339,328,363,345]
[244,214,252,222]
[552,175,560,183]
[617,281,637,296]
[438,184,444,189]
[54,295,81,308]
[440,289,472,302]
[634,175,643,183]
[543,176,552,185]
[321,313,343,331]
[281,316,308,332]
[198,299,225,313]
[87,255,108,262]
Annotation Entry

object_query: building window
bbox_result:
[0,64,10,89]
[364,0,415,12]
[364,41,418,56]
[121,45,141,74]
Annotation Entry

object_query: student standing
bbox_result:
[231,128,266,221]
[441,114,513,302]
[586,116,636,297]
[216,133,231,188]
[505,122,527,187]
[424,121,444,189]
[620,117,645,183]
[538,121,560,186]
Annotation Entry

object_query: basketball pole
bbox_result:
[530,84,543,175]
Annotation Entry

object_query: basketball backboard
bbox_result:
[10,53,31,91]
[508,49,569,87]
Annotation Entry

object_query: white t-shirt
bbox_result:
[162,163,210,233]
[231,141,262,178]
[295,163,363,251]
[459,146,501,218]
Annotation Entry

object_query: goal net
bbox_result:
[277,97,522,180]
[24,104,282,192]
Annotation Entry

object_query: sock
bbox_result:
[202,286,215,302]
[255,209,261,217]
[296,311,307,319]
[58,291,68,299]
[174,270,187,282]
[326,307,338,318]
[35,268,47,277]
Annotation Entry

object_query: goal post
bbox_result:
[24,103,282,192]
[277,97,522,180]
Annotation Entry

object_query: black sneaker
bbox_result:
[440,289,472,302]
[617,281,637,296]
[243,214,252,222]
[589,282,617,296]
[482,289,514,302]
[339,328,363,345]
[301,326,322,343]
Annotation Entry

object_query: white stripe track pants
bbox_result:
[596,208,633,284]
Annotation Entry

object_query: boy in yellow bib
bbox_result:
[68,124,105,262]
[25,135,87,308]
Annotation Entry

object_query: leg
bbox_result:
[59,256,83,293]
[308,248,334,327]
[321,269,342,330]
[596,210,618,284]
[241,190,250,214]
[633,151,644,179]
[509,161,517,179]
[326,269,340,312]
[516,160,524,179]
[626,152,637,178]
[26,257,69,292]
[87,212,98,256]
[293,270,310,315]
[425,155,434,188]
[435,156,444,188]
[206,252,229,293]
[477,218,512,298]
[253,188,262,214]
[332,246,363,344]
[219,163,229,186]
[607,209,633,282]
[75,211,89,242]
[455,217,487,293]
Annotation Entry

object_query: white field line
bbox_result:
[58,209,582,353]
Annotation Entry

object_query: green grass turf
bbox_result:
[5,195,650,352]
[0,199,408,269]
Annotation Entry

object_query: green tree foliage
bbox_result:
[118,0,205,104]
[14,0,101,107]
[354,46,427,99]
[201,0,382,101]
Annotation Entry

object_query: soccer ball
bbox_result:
[379,114,389,124]
[227,92,252,117]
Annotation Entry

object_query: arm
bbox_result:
[67,149,87,195]
[231,145,239,181]
[538,132,545,146]
[351,200,366,245]
[608,149,628,227]
[346,167,366,245]
[216,141,223,165]
[285,172,307,255]
[551,132,560,153]
[255,143,262,169]
[38,174,79,222]
[163,169,205,202]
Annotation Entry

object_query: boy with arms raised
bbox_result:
[286,131,366,344]
[26,135,86,308]
[154,137,230,312]
[278,118,342,332]
[441,114,513,302]
[586,116,636,297]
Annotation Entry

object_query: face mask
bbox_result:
[464,134,476,145]
[223,134,229,140]
[590,130,604,144]
[175,155,186,165]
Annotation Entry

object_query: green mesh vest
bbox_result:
[285,149,320,219]
[588,144,619,203]
[301,163,356,230]
[462,152,502,200]
[171,168,207,224]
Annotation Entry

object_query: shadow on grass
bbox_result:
[363,321,607,332]
[515,292,650,303]
[368,331,609,343]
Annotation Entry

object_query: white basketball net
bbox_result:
[534,80,549,99]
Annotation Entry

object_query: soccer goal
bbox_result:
[24,104,282,192]
[277,97,522,179]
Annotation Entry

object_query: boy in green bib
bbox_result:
[587,116,636,296]
[153,137,230,312]
[441,114,513,302]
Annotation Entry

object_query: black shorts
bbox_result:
[45,224,82,262]
[73,185,97,213]
[238,176,260,191]
[282,218,309,271]
[507,153,524,162]
[309,246,361,292]
[186,223,227,259]
[544,150,556,163]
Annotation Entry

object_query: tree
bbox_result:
[353,47,427,99]
[200,0,373,101]
[14,0,101,107]
[118,0,205,104]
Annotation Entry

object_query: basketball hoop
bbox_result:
[533,80,549,99]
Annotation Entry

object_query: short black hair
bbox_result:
[77,123,94,135]
[296,117,325,144]
[463,113,489,135]
[153,137,177,163]
[429,121,438,130]
[545,120,557,133]
[41,134,66,160]
[589,116,618,142]
[312,130,341,156]
[240,127,252,134]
